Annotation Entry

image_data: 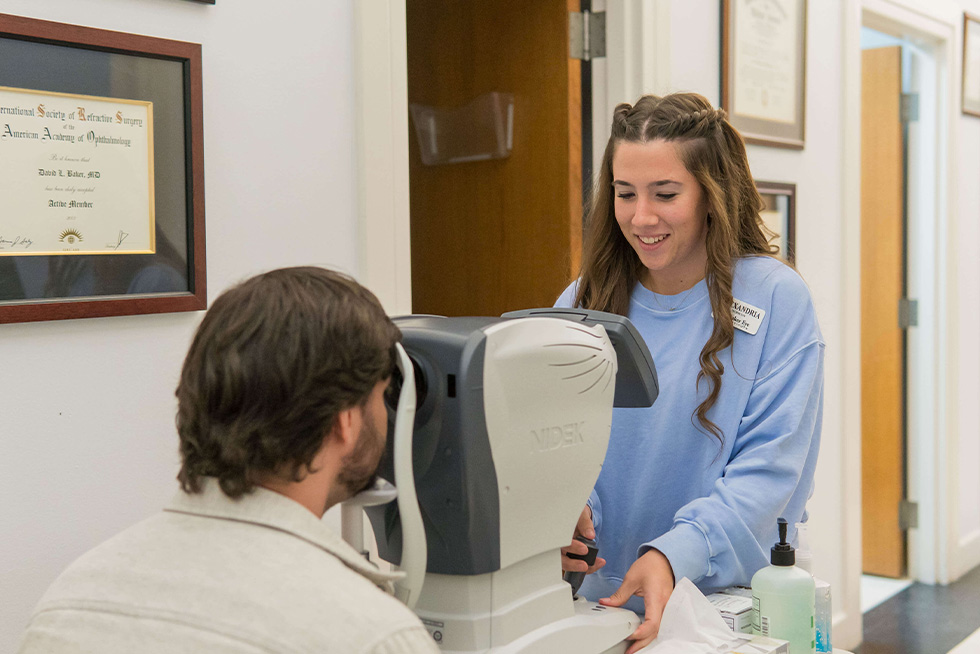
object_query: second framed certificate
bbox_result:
[756,180,796,264]
[722,0,808,149]
[963,13,980,117]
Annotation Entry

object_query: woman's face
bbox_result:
[611,139,709,294]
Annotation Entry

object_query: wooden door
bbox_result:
[860,46,907,579]
[406,0,582,317]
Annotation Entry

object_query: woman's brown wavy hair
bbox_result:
[574,93,776,440]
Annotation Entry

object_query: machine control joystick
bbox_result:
[563,536,598,599]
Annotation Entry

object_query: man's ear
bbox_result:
[329,405,361,453]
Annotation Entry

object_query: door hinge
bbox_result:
[899,499,919,530]
[569,10,606,61]
[899,298,918,329]
[901,93,919,123]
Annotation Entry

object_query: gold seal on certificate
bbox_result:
[0,86,154,256]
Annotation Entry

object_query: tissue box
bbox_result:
[707,592,754,634]
[728,635,789,653]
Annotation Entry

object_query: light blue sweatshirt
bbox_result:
[555,256,824,614]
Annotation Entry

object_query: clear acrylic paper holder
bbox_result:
[410,92,514,166]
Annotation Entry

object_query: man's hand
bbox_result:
[560,506,606,574]
[598,549,675,654]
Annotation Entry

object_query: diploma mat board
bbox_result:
[707,592,754,634]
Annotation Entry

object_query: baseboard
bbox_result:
[834,606,863,652]
[952,529,980,581]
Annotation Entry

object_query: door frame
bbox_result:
[353,0,412,316]
[843,0,960,590]
[590,0,672,174]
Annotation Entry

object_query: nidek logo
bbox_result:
[530,421,586,453]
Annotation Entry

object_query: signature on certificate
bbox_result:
[0,235,34,249]
[111,230,129,250]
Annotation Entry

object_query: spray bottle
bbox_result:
[751,518,815,653]
[796,522,833,653]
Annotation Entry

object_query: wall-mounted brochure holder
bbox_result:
[410,92,514,166]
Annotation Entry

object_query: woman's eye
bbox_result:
[616,192,636,200]
[657,193,678,200]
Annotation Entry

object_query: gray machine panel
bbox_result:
[366,316,503,576]
[367,310,658,577]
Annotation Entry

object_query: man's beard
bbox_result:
[334,411,387,501]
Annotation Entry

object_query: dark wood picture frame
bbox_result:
[756,180,796,264]
[0,13,206,324]
[722,0,808,149]
[963,13,980,117]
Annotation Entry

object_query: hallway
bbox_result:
[857,565,980,653]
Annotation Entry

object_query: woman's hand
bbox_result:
[560,506,606,574]
[598,548,675,654]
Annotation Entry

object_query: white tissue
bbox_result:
[636,578,755,653]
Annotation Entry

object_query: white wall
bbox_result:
[954,1,980,572]
[0,0,359,649]
[955,106,980,567]
[953,0,980,581]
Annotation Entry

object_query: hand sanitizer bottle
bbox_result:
[752,518,815,653]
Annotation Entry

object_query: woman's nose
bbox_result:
[633,196,660,226]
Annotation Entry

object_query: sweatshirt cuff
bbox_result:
[641,521,710,585]
[587,489,602,534]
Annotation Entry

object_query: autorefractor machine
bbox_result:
[341,308,659,653]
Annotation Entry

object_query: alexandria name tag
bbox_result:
[731,298,765,335]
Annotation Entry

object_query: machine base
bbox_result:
[421,596,639,654]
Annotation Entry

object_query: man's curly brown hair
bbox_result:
[175,266,400,499]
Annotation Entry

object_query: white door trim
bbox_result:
[842,0,960,595]
[591,0,672,177]
[353,0,412,315]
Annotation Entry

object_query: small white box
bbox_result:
[707,592,754,634]
[720,585,754,598]
[727,635,790,653]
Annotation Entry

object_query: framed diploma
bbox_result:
[0,87,156,256]
[963,13,980,117]
[0,14,206,324]
[756,180,796,264]
[722,0,807,149]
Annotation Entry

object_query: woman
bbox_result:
[557,93,823,654]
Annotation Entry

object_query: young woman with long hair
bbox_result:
[557,93,824,654]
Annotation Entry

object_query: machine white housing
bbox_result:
[363,312,658,653]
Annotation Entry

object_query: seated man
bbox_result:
[19,267,438,654]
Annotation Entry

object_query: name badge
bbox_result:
[732,298,765,335]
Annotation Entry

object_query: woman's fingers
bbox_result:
[560,538,590,572]
[575,505,595,539]
[597,576,638,608]
[624,592,669,654]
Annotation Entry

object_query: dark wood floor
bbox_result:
[856,564,980,653]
